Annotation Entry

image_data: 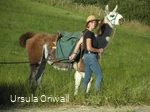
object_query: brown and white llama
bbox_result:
[19,5,123,94]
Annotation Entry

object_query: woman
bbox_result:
[70,15,103,94]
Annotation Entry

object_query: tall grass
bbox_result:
[0,0,150,107]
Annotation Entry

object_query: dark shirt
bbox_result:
[83,29,98,53]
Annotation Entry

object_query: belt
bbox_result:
[84,51,97,54]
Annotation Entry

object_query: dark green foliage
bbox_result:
[108,0,150,25]
[73,0,98,5]
[73,0,150,25]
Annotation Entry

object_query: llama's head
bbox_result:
[105,5,124,28]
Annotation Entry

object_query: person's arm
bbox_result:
[69,36,83,60]
[86,38,103,53]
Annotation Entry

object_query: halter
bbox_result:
[106,13,118,28]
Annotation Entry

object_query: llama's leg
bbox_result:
[74,71,82,96]
[36,72,44,89]
[36,56,47,89]
[86,77,93,93]
[82,73,93,93]
[44,44,51,65]
[35,45,48,89]
[44,44,54,65]
[29,70,37,87]
[29,69,38,94]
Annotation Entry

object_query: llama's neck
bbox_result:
[96,18,113,49]
[100,23,112,37]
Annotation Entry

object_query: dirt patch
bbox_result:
[1,105,150,112]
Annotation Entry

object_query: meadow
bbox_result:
[0,0,150,107]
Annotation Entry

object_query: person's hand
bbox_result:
[98,48,103,58]
[98,48,104,54]
[69,53,76,60]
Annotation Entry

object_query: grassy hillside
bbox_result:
[0,0,150,107]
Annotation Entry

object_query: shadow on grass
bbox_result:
[0,80,31,106]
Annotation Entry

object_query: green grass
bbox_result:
[0,0,150,107]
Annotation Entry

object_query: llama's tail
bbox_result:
[19,32,35,48]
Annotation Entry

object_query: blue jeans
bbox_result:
[83,53,103,93]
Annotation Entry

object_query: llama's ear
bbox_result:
[113,5,118,12]
[105,5,109,15]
